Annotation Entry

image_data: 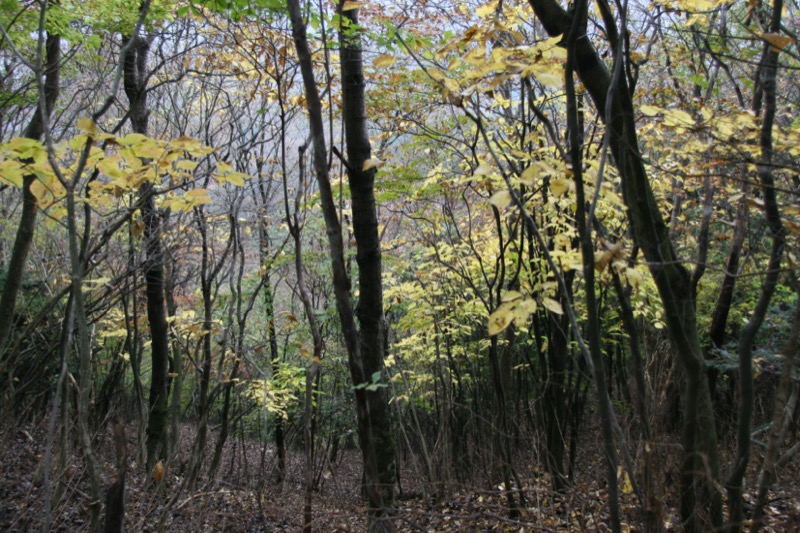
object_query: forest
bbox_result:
[0,0,799,530]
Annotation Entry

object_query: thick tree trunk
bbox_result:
[526,1,721,529]
[338,4,397,520]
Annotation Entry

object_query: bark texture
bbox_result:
[526,1,721,529]
[122,26,170,469]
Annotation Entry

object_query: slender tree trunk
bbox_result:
[726,1,786,528]
[103,417,128,533]
[122,23,171,471]
[750,300,800,530]
[0,31,60,358]
[564,5,620,529]
[287,150,326,533]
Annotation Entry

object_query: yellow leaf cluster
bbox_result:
[488,294,538,336]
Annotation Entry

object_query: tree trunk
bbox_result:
[0,31,60,357]
[122,25,170,470]
[726,1,786,528]
[287,1,396,528]
[525,1,721,529]
[338,3,397,520]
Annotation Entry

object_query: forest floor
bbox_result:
[1,416,799,532]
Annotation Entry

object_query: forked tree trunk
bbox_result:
[287,1,396,529]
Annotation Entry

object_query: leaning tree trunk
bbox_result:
[526,0,721,529]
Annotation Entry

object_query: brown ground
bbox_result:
[0,418,798,532]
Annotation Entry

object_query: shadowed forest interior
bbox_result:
[1,0,800,531]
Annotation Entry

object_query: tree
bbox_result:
[525,0,723,528]
[0,15,60,363]
[287,0,396,528]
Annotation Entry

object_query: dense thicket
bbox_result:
[0,0,799,531]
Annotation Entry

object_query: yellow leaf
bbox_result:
[618,466,634,495]
[5,137,45,160]
[475,1,497,18]
[185,188,213,205]
[520,165,538,185]
[626,267,644,289]
[152,460,165,482]
[373,53,395,68]
[362,157,383,171]
[77,118,97,135]
[542,297,563,315]
[501,290,522,302]
[640,105,662,116]
[340,1,364,10]
[49,206,67,220]
[662,108,694,128]
[489,190,512,209]
[30,179,52,208]
[225,172,248,187]
[132,141,164,160]
[121,133,149,146]
[550,177,570,197]
[761,32,794,51]
[175,159,198,172]
[488,302,514,336]
[472,163,494,176]
[0,160,24,187]
[534,70,563,87]
[97,155,125,179]
[513,298,537,323]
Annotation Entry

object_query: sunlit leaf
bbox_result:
[542,297,563,315]
[489,190,512,209]
[761,32,794,51]
[550,177,570,197]
[363,157,384,170]
[373,53,396,68]
[488,302,514,336]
